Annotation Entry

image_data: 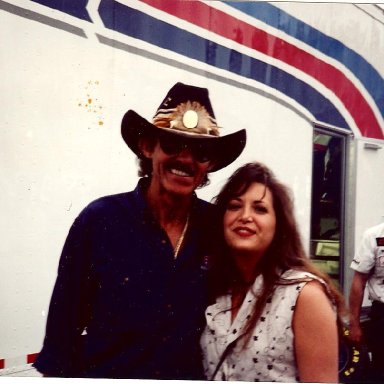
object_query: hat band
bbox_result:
[152,101,220,137]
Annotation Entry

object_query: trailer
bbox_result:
[1,0,383,376]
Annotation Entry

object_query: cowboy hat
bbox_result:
[121,82,246,172]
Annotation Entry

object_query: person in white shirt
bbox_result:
[349,222,384,382]
[201,162,345,383]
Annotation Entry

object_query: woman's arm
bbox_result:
[293,280,339,383]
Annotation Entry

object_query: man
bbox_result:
[349,222,384,382]
[33,82,246,378]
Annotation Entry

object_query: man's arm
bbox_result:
[33,211,94,377]
[349,271,369,343]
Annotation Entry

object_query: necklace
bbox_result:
[173,214,190,259]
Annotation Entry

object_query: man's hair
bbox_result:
[137,135,210,188]
[136,133,157,178]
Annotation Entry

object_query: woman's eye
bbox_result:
[254,205,268,213]
[227,202,241,211]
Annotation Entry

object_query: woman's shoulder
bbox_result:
[280,269,331,291]
[294,280,337,327]
[280,269,336,309]
[298,280,333,304]
[280,268,322,282]
[280,269,327,286]
[278,269,334,300]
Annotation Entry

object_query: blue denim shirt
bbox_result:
[34,178,218,378]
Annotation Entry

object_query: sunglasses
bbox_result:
[158,133,216,163]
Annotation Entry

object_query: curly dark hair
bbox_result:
[210,162,346,342]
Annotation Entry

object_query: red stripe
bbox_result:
[27,353,39,364]
[142,0,383,139]
[0,359,4,369]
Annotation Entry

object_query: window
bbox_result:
[310,130,346,287]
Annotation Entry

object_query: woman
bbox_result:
[201,162,345,382]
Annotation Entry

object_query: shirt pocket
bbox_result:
[374,247,384,276]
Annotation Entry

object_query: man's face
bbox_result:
[141,135,214,197]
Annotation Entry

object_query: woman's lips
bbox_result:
[234,226,256,236]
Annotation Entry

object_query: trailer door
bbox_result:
[310,127,348,289]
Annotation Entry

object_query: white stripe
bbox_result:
[115,0,362,134]
[208,1,383,133]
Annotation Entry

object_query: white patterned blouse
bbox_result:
[200,269,333,382]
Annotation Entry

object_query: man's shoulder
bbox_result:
[75,191,139,224]
[371,222,384,236]
[91,191,134,205]
[86,191,135,211]
[193,197,219,219]
[363,223,384,241]
[194,196,215,210]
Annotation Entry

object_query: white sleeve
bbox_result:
[350,229,375,273]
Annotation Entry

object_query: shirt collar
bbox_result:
[133,177,156,223]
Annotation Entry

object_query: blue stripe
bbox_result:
[99,0,348,129]
[226,2,384,119]
[30,0,91,22]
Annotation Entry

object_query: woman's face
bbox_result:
[223,182,276,258]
